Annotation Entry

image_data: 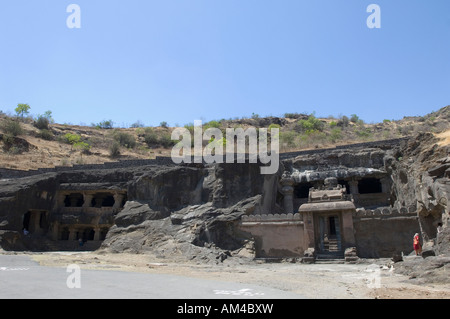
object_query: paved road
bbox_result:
[0,255,304,299]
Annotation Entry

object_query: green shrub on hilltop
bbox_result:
[329,127,342,143]
[158,133,175,148]
[296,114,324,133]
[93,120,114,129]
[37,129,54,140]
[143,128,158,146]
[62,133,81,145]
[109,140,121,157]
[113,131,136,149]
[34,116,49,130]
[1,118,24,136]
[73,141,91,154]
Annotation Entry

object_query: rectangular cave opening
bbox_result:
[358,178,382,194]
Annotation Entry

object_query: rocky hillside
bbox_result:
[0,106,448,171]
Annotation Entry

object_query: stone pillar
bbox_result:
[348,180,359,195]
[93,227,100,241]
[113,193,125,210]
[51,221,59,240]
[29,211,41,235]
[303,211,315,249]
[280,172,295,214]
[341,211,356,248]
[57,193,66,208]
[83,193,93,208]
[68,226,77,240]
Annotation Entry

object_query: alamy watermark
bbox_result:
[367,4,381,29]
[66,4,81,29]
[66,264,81,289]
[170,120,280,175]
[365,264,381,289]
[65,4,381,30]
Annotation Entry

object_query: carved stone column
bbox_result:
[280,172,295,214]
[113,193,124,210]
[348,180,359,195]
[341,211,356,248]
[68,226,77,240]
[56,193,67,208]
[83,193,93,208]
[93,227,100,241]
[51,221,59,240]
[303,211,315,249]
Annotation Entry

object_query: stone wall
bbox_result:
[239,206,420,259]
[352,206,419,258]
[240,214,304,257]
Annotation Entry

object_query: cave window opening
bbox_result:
[64,194,84,207]
[91,198,99,208]
[358,178,382,194]
[83,228,95,241]
[64,195,71,207]
[61,228,70,241]
[102,195,115,207]
[23,212,31,231]
[294,182,313,199]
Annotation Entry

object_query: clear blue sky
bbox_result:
[0,0,449,127]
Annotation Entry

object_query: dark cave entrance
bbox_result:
[358,178,382,194]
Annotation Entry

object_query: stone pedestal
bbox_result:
[344,247,359,263]
[302,247,316,263]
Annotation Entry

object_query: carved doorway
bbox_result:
[316,214,342,256]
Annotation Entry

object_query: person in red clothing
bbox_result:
[413,233,422,256]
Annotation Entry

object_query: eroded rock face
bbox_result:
[100,163,265,263]
[0,162,265,262]
[389,133,449,240]
[382,133,450,283]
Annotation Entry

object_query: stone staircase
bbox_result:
[317,236,344,261]
[323,236,340,252]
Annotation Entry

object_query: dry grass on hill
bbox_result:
[0,106,448,171]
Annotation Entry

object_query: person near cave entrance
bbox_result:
[78,238,84,249]
[413,233,422,256]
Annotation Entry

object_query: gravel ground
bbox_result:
[17,251,450,299]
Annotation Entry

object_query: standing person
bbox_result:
[413,233,422,256]
[78,238,84,250]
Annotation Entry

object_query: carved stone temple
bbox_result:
[1,136,447,264]
[239,138,427,262]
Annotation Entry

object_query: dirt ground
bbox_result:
[21,251,450,299]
